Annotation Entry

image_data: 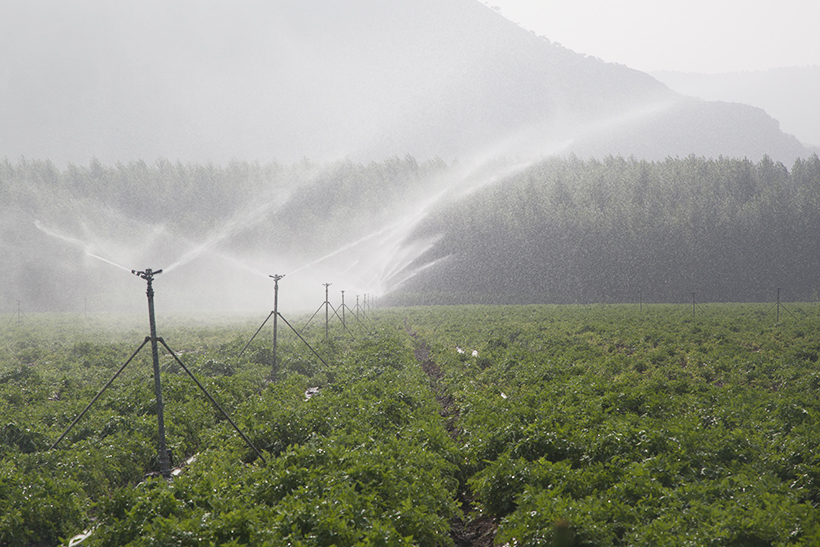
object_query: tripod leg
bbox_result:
[302,303,325,330]
[237,311,275,358]
[331,305,356,339]
[159,338,267,464]
[278,313,328,367]
[50,337,151,450]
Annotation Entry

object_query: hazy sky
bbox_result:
[489,0,820,73]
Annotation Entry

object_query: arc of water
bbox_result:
[34,221,133,273]
[163,191,292,274]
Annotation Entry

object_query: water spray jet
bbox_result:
[35,221,134,273]
[280,161,523,300]
[162,191,292,275]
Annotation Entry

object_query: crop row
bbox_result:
[400,304,820,545]
[1,314,464,546]
[3,304,820,545]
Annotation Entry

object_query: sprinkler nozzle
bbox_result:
[132,268,163,280]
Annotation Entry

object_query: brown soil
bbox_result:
[408,325,498,547]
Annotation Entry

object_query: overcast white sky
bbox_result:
[488,0,820,73]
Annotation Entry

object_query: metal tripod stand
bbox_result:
[237,274,328,377]
[50,268,266,478]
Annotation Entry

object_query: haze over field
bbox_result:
[1,0,818,313]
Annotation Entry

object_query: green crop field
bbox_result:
[2,304,820,546]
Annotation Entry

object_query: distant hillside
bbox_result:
[652,66,820,148]
[0,0,813,166]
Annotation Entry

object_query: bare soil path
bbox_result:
[407,324,497,547]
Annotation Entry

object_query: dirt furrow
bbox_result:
[408,326,497,547]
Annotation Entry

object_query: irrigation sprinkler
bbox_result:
[773,288,797,323]
[340,290,365,330]
[336,290,365,331]
[51,267,266,479]
[6,301,26,327]
[366,293,377,316]
[302,283,356,339]
[324,283,331,339]
[302,282,333,331]
[237,274,328,376]
[272,274,283,374]
[133,268,171,477]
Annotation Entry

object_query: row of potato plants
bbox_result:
[0,314,460,546]
[396,303,820,546]
[5,303,820,546]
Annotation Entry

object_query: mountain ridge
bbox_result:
[652,66,820,148]
[0,0,812,166]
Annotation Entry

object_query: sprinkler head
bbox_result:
[269,274,285,281]
[132,268,163,281]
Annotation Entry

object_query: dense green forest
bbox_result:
[402,153,820,305]
[3,153,820,311]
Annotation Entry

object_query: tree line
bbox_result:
[0,155,446,310]
[400,153,820,304]
[3,153,820,309]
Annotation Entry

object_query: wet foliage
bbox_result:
[3,304,820,545]
[0,313,458,546]
[401,304,820,546]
